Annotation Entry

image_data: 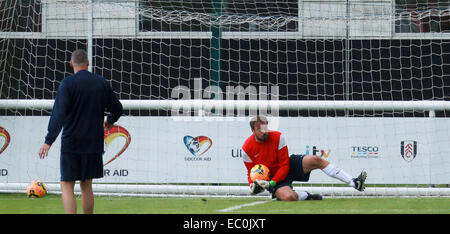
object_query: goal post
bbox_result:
[1,0,450,197]
[1,99,450,197]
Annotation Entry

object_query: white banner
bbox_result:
[0,116,448,184]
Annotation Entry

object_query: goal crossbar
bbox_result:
[1,100,450,112]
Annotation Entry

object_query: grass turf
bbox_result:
[0,193,449,214]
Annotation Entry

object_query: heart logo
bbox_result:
[183,135,212,156]
[0,126,10,155]
[103,125,131,166]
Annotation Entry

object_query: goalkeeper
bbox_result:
[242,115,367,201]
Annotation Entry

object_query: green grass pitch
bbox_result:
[0,193,449,214]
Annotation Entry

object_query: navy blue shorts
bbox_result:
[269,154,310,198]
[60,152,104,181]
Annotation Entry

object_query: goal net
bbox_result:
[1,0,450,197]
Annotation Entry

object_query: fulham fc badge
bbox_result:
[401,140,417,162]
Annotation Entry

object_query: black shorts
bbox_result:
[269,154,310,198]
[60,152,104,181]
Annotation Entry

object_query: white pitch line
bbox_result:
[218,200,270,213]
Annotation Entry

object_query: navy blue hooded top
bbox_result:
[45,70,123,154]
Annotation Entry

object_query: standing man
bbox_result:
[242,115,367,201]
[38,49,123,214]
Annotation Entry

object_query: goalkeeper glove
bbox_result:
[249,182,265,194]
[249,180,277,194]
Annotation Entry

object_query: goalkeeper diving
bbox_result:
[242,116,367,200]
